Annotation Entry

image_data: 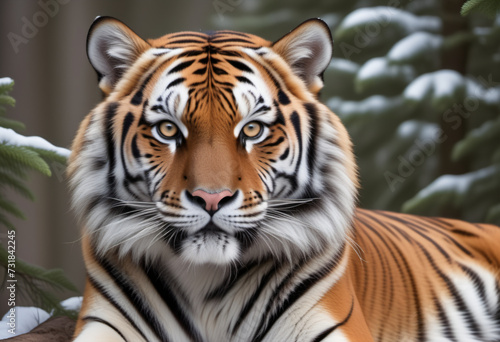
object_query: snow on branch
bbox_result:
[336,7,441,39]
[403,70,466,105]
[0,77,14,87]
[403,165,500,213]
[0,127,71,159]
[387,32,442,65]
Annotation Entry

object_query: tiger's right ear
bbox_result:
[87,16,150,95]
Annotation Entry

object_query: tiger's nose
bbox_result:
[191,189,234,213]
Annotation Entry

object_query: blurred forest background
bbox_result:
[0,0,499,311]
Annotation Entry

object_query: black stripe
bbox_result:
[166,77,186,89]
[272,101,286,126]
[91,157,107,170]
[193,67,207,75]
[217,89,237,116]
[87,274,149,341]
[231,263,280,336]
[277,89,290,105]
[82,316,129,342]
[290,111,303,173]
[104,103,119,199]
[131,73,153,106]
[209,57,221,64]
[261,136,284,148]
[236,76,254,86]
[458,264,489,308]
[356,218,384,303]
[212,66,228,75]
[451,229,478,237]
[359,213,426,340]
[120,113,144,198]
[434,295,458,342]
[218,50,242,57]
[425,256,483,339]
[260,64,281,89]
[177,49,204,57]
[169,39,205,45]
[254,104,271,115]
[168,59,195,74]
[391,238,426,341]
[170,32,208,39]
[404,214,474,257]
[131,134,141,160]
[279,147,289,160]
[142,261,203,342]
[227,59,253,73]
[377,212,452,261]
[211,38,254,45]
[206,261,261,300]
[311,298,354,342]
[305,103,319,178]
[253,246,345,342]
[121,112,135,162]
[94,254,170,341]
[215,31,251,38]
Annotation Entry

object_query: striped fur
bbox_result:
[69,17,500,341]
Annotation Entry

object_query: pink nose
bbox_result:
[192,189,233,212]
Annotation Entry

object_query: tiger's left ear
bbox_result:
[272,19,333,95]
[87,16,150,95]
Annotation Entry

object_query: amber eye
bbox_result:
[242,121,263,139]
[156,121,179,139]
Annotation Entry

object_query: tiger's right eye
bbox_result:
[156,121,179,140]
[242,121,263,139]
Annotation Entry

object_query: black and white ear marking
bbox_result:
[86,16,150,95]
[273,19,333,94]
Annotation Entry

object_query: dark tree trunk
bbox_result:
[439,0,470,218]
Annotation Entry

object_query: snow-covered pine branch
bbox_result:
[0,127,70,159]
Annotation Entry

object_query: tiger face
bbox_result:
[69,17,358,267]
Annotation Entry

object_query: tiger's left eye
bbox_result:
[242,121,263,139]
[156,121,179,139]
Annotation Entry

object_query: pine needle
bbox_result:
[461,0,500,17]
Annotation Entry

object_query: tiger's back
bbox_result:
[69,16,500,342]
[347,210,500,341]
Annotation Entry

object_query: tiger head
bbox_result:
[68,17,358,266]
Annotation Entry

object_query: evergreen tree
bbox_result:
[212,1,500,225]
[0,77,78,316]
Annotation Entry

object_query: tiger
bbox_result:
[67,15,500,342]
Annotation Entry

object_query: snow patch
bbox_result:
[60,296,83,311]
[0,307,50,339]
[338,7,441,34]
[388,32,442,62]
[328,58,359,74]
[404,70,465,101]
[397,120,439,140]
[0,297,82,339]
[404,73,433,100]
[0,127,71,158]
[357,57,386,80]
[466,78,500,105]
[433,70,465,98]
[0,77,13,87]
[328,95,404,121]
[416,166,498,199]
[357,57,414,82]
